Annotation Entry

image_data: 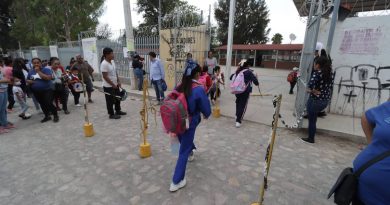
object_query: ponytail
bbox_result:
[101,47,114,63]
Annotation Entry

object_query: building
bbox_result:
[215,44,303,69]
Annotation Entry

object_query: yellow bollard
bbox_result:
[139,142,152,158]
[138,78,153,158]
[212,106,221,118]
[84,123,95,137]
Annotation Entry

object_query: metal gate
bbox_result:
[295,0,324,127]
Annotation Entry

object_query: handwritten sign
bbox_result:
[339,28,383,55]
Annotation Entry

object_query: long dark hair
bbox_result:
[316,56,332,83]
[101,47,114,63]
[236,61,250,74]
[177,64,201,97]
[13,58,28,73]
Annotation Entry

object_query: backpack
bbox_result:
[287,72,295,82]
[198,73,209,93]
[230,69,248,94]
[160,83,201,135]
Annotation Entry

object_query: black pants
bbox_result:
[235,91,250,123]
[209,88,221,101]
[7,85,15,110]
[71,90,81,105]
[54,86,69,111]
[289,82,297,93]
[103,87,121,115]
[33,89,58,117]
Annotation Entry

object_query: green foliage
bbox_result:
[0,0,17,51]
[10,0,104,48]
[214,0,270,44]
[271,33,283,44]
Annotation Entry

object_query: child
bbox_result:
[287,67,299,94]
[209,66,225,104]
[198,65,212,93]
[13,77,31,119]
[68,67,82,106]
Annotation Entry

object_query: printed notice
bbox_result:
[339,27,383,55]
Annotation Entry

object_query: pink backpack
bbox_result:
[198,73,209,92]
[230,69,248,94]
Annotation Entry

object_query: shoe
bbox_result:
[109,114,121,119]
[53,115,59,123]
[41,116,52,123]
[64,110,70,115]
[318,111,327,117]
[25,113,32,118]
[56,107,62,111]
[169,178,187,192]
[5,122,15,129]
[0,127,9,134]
[188,151,195,162]
[7,109,12,113]
[116,111,127,115]
[289,91,294,95]
[235,122,241,128]
[88,99,94,103]
[301,137,314,144]
[75,104,82,107]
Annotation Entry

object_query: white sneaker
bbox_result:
[75,104,82,107]
[235,122,241,128]
[24,113,32,118]
[169,178,187,192]
[188,151,195,162]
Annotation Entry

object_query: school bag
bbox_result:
[287,72,296,83]
[198,73,210,93]
[230,69,248,94]
[160,82,200,135]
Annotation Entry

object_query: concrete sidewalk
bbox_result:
[93,67,365,141]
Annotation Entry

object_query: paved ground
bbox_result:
[0,90,362,205]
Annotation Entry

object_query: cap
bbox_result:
[293,67,299,71]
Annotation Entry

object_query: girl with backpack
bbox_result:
[230,61,259,128]
[209,66,224,104]
[169,63,211,192]
[198,65,212,93]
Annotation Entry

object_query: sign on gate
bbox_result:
[82,38,99,72]
[49,45,58,57]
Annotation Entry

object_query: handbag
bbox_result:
[328,150,390,205]
[161,79,167,92]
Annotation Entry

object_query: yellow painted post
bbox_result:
[212,81,221,118]
[251,94,282,205]
[139,78,152,158]
[81,74,94,137]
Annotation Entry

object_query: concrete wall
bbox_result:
[317,15,390,117]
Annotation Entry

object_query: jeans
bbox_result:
[33,89,58,117]
[54,86,69,111]
[289,81,297,93]
[15,96,29,114]
[103,87,121,115]
[307,97,329,141]
[172,126,197,184]
[7,85,15,110]
[71,90,81,105]
[235,91,250,123]
[152,79,165,101]
[134,68,144,91]
[0,91,8,126]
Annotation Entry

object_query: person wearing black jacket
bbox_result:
[132,55,144,91]
[230,61,259,128]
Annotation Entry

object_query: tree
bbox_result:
[215,0,270,44]
[0,0,17,51]
[10,0,104,48]
[271,33,283,44]
[96,23,113,40]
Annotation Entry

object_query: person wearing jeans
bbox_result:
[132,55,144,91]
[0,68,12,133]
[149,52,165,104]
[301,56,333,143]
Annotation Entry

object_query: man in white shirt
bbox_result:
[100,47,126,119]
[149,51,165,104]
[204,51,218,75]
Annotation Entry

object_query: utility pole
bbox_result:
[123,0,135,55]
[159,0,162,37]
[226,0,236,81]
[326,0,341,55]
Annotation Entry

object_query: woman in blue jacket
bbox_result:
[169,63,211,192]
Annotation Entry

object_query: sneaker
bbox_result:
[75,104,82,107]
[301,137,314,144]
[53,115,59,123]
[289,91,294,95]
[116,111,127,115]
[235,122,241,128]
[5,122,15,129]
[25,113,32,118]
[318,111,327,117]
[169,178,187,192]
[109,114,121,119]
[64,110,70,115]
[41,116,52,123]
[0,127,9,134]
[188,151,195,162]
[88,99,94,103]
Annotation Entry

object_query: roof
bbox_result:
[293,0,390,17]
[215,44,303,51]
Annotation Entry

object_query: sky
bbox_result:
[98,0,307,44]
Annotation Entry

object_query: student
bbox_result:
[132,54,144,91]
[12,77,31,119]
[100,47,126,119]
[0,65,13,133]
[149,51,165,104]
[353,100,390,204]
[73,55,94,103]
[66,57,76,72]
[209,66,224,104]
[68,67,82,107]
[199,65,212,93]
[204,51,218,75]
[170,63,211,192]
[27,58,59,123]
[301,56,333,143]
[51,57,70,114]
[230,61,259,128]
[288,67,299,94]
[3,57,15,112]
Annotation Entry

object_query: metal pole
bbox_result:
[123,0,135,53]
[226,0,236,81]
[207,4,211,52]
[326,0,341,55]
[274,50,279,69]
[158,0,162,38]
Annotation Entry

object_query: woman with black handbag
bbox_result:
[50,57,70,114]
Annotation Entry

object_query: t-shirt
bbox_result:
[0,68,8,92]
[73,62,93,82]
[353,101,390,205]
[27,68,53,91]
[205,57,218,75]
[307,70,333,101]
[100,59,118,88]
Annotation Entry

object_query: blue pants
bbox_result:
[152,79,165,102]
[0,91,8,126]
[134,68,144,91]
[307,98,328,141]
[172,126,196,184]
[16,97,29,114]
